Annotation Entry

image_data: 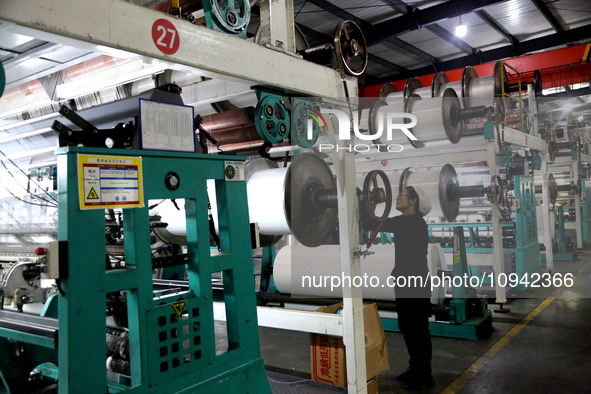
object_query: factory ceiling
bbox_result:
[0,0,590,119]
[277,0,591,85]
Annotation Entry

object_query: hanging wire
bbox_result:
[0,149,58,205]
[0,158,58,207]
[294,0,308,18]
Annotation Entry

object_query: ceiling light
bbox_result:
[455,16,467,38]
[455,24,467,37]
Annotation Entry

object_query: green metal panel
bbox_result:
[483,122,495,140]
[55,147,269,393]
[380,314,492,341]
[580,181,591,245]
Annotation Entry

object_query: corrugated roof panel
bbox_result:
[436,13,508,50]
[484,0,555,41]
[294,2,343,38]
[40,46,91,64]
[370,42,431,70]
[325,0,401,24]
[397,30,464,63]
[545,0,591,29]
[365,62,397,79]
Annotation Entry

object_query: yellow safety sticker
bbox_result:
[171,299,187,321]
[77,154,144,210]
[453,253,461,264]
[87,187,99,200]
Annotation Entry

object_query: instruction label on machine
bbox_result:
[77,154,144,210]
[224,161,245,181]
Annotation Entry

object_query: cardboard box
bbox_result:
[310,303,389,388]
[367,377,379,394]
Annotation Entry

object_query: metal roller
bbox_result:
[369,87,489,147]
[381,77,422,103]
[431,72,451,97]
[407,72,450,98]
[210,126,261,146]
[246,154,337,247]
[534,174,558,205]
[399,164,461,221]
[285,154,338,247]
[436,67,477,105]
[200,107,255,132]
[405,88,463,146]
[379,82,397,98]
[463,61,506,121]
[505,69,543,97]
[151,155,338,248]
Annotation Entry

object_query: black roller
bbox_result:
[459,185,486,198]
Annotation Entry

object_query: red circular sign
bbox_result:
[152,19,180,55]
[381,160,388,166]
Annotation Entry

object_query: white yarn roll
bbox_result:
[273,244,446,304]
[438,81,462,100]
[246,167,290,234]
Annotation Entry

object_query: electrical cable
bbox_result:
[0,149,58,205]
[0,159,57,207]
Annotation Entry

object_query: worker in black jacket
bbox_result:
[381,185,434,391]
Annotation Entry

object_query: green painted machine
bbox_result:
[0,147,270,394]
[429,175,542,292]
[540,206,577,261]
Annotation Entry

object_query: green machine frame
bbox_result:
[429,175,541,292]
[540,206,576,261]
[380,227,492,341]
[1,147,270,393]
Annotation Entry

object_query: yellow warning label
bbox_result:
[87,187,99,200]
[453,253,461,265]
[77,154,144,210]
[171,300,187,320]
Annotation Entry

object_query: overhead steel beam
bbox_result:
[380,0,475,55]
[425,24,475,55]
[475,9,519,47]
[372,23,591,83]
[366,0,506,45]
[305,0,440,64]
[531,0,564,33]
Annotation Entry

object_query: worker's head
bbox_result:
[396,186,431,216]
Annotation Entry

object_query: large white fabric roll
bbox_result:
[273,243,446,304]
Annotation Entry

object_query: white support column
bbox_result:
[573,160,584,249]
[487,141,507,304]
[541,156,554,272]
[326,78,368,394]
[527,85,539,138]
[258,0,297,53]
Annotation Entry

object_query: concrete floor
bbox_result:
[260,253,591,393]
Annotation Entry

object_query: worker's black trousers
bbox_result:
[396,297,432,377]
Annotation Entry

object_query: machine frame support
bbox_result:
[572,159,584,249]
[486,141,507,304]
[540,157,554,271]
[56,147,269,393]
[258,0,297,53]
[0,0,347,98]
